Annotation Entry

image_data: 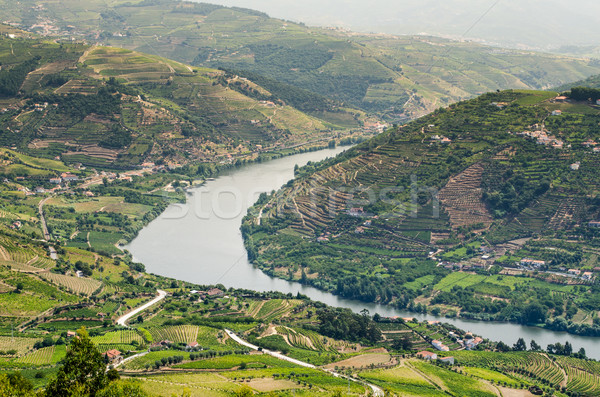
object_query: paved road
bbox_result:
[116,290,167,327]
[113,351,148,369]
[225,329,384,396]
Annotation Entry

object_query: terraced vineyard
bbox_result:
[40,273,102,296]
[254,300,301,322]
[452,351,565,389]
[92,330,144,346]
[556,357,600,396]
[148,325,199,344]
[275,326,350,353]
[14,346,55,366]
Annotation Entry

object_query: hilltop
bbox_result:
[0,29,367,171]
[242,89,600,337]
[1,0,600,119]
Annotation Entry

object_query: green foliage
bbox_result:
[0,57,39,96]
[45,327,108,397]
[569,86,600,101]
[317,308,381,344]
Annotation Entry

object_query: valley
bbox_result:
[0,1,599,396]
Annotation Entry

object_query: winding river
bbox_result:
[126,147,600,359]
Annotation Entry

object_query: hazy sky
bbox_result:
[200,0,600,50]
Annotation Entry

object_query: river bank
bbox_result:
[125,147,600,360]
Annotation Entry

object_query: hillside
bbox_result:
[1,0,600,119]
[242,89,600,337]
[0,30,366,170]
[556,73,600,92]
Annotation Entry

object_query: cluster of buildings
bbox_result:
[437,261,488,272]
[565,268,594,281]
[519,258,546,269]
[516,129,564,149]
[48,172,79,185]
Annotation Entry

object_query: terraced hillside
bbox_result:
[243,90,600,334]
[1,0,600,119]
[0,30,365,170]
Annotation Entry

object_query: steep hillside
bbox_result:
[243,90,600,336]
[1,0,600,119]
[0,31,365,170]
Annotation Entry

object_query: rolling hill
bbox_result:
[0,28,366,170]
[1,0,600,120]
[242,89,600,336]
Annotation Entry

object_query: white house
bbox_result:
[432,340,450,352]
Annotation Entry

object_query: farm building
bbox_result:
[520,258,545,268]
[432,340,450,351]
[105,349,122,364]
[348,207,364,216]
[207,288,224,297]
[61,172,78,182]
[465,337,483,350]
[417,351,438,360]
[439,356,455,365]
[186,341,199,351]
[551,110,562,116]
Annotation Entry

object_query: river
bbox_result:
[126,147,600,359]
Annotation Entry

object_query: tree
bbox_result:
[521,303,546,324]
[234,385,254,397]
[96,382,148,397]
[496,341,511,352]
[45,327,108,397]
[530,340,541,351]
[392,334,413,351]
[0,372,35,396]
[513,338,527,351]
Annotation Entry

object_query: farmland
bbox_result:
[148,325,199,345]
[40,273,102,296]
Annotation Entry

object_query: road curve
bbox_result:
[116,290,167,327]
[224,329,384,396]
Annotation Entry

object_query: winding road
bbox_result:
[116,289,167,327]
[225,329,384,396]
